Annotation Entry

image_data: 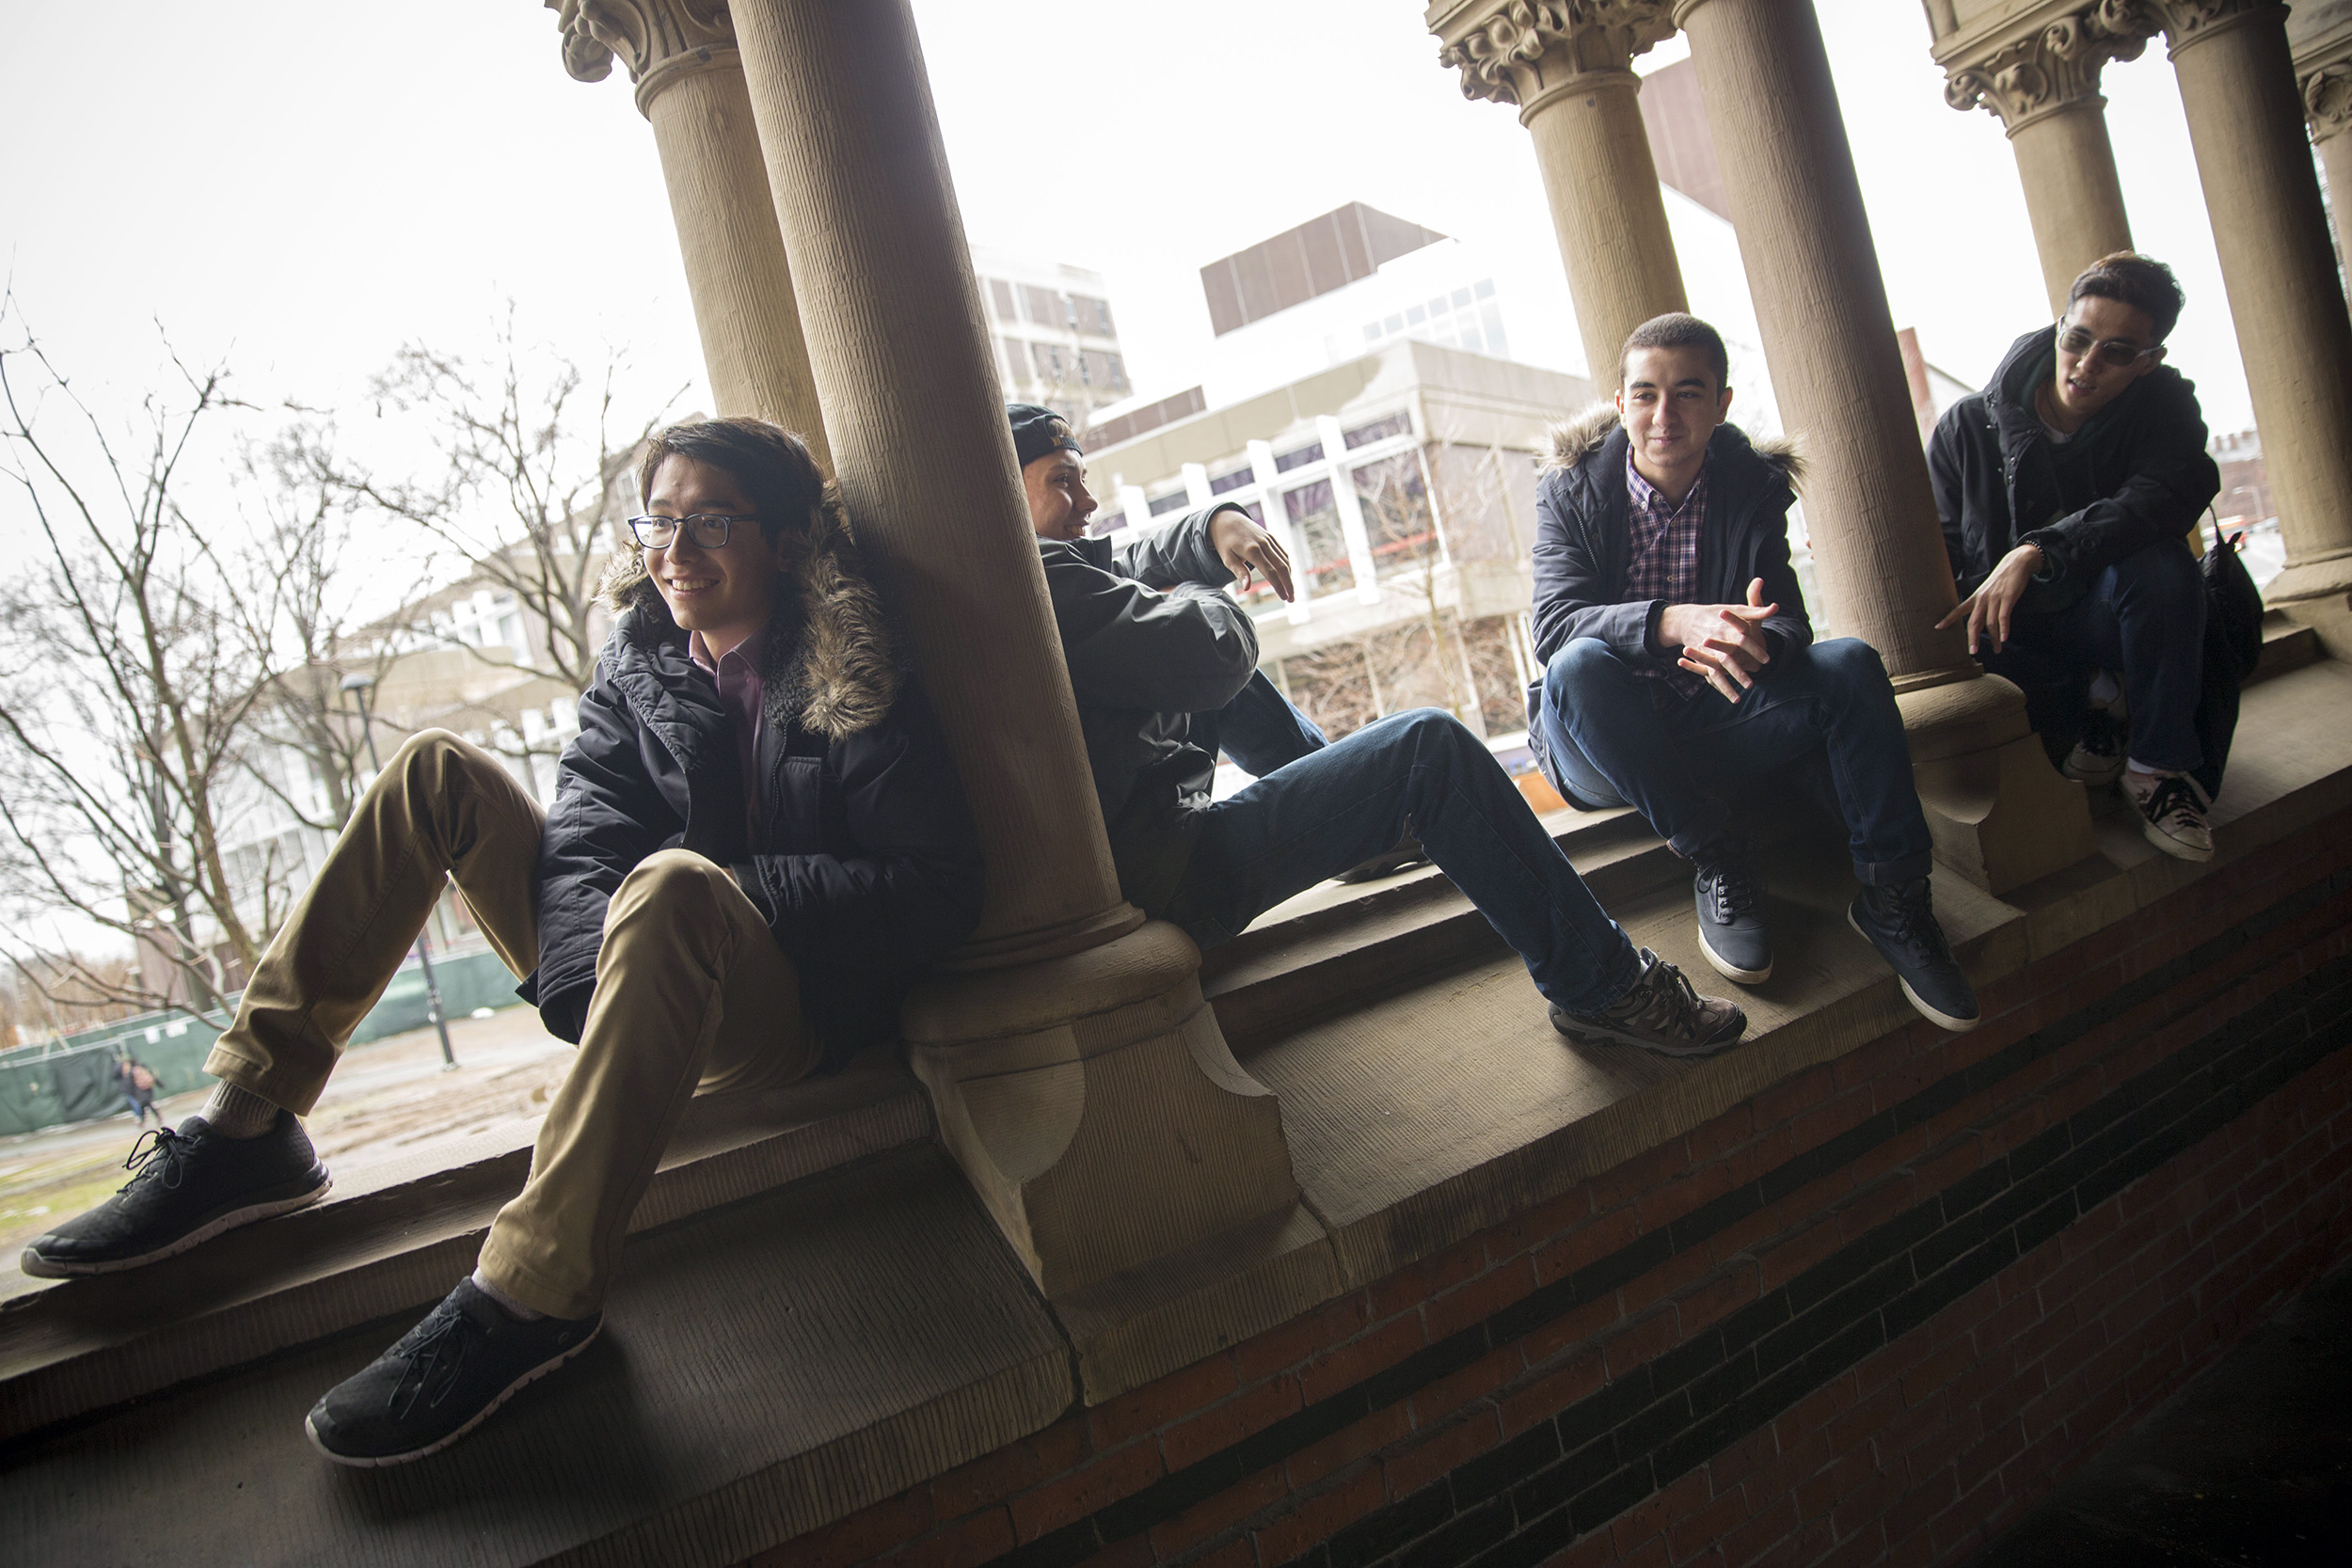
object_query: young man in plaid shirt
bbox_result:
[1526,314,1978,1033]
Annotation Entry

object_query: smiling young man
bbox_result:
[1930,252,2224,861]
[20,419,983,1465]
[1009,402,1749,1059]
[1528,313,1978,1033]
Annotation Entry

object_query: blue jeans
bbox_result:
[1538,636,1933,886]
[1161,702,1643,1015]
[1983,540,2205,776]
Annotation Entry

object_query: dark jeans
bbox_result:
[1538,636,1933,886]
[1162,688,1642,1016]
[1982,539,2206,778]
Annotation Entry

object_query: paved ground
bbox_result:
[1977,1259,2352,1566]
[0,1006,573,1263]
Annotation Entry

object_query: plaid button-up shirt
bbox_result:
[1624,451,1710,700]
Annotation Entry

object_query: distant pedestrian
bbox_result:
[118,1057,163,1128]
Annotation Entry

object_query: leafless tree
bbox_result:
[1354,451,1472,726]
[0,304,361,1020]
[310,313,679,699]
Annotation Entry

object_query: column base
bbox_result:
[905,920,1308,1302]
[1899,673,2095,895]
[2266,550,2352,660]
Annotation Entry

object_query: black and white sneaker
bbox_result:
[18,1111,330,1278]
[2063,702,2126,787]
[1693,854,1772,984]
[2125,770,2214,862]
[1849,879,1979,1033]
[1551,948,1748,1057]
[1336,834,1431,884]
[306,1278,601,1466]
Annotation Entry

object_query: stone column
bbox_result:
[2154,0,2352,655]
[1932,3,2150,315]
[1430,0,1686,387]
[549,0,828,462]
[723,0,1321,1383]
[1675,0,2092,893]
[2296,6,2352,305]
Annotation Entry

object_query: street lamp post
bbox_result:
[339,673,458,1072]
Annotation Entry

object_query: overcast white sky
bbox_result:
[0,0,2262,502]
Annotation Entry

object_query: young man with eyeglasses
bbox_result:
[1527,313,1979,1033]
[1929,252,2225,860]
[19,419,984,1465]
[1007,401,1751,1060]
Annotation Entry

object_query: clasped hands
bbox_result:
[1661,578,1779,703]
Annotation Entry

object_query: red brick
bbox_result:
[1384,1405,1502,1498]
[927,1438,1042,1525]
[1881,1465,1957,1550]
[1756,1216,1847,1294]
[1147,1462,1287,1559]
[1789,1088,1882,1163]
[1637,1161,1738,1237]
[1753,1066,1836,1130]
[765,1487,931,1568]
[1073,1531,1153,1568]
[1026,1413,1089,1476]
[1719,1489,1799,1567]
[1827,1461,1907,1541]
[1164,1373,1305,1473]
[1685,1104,1756,1166]
[1611,1466,1711,1559]
[1288,1402,1411,1492]
[1007,1442,1166,1544]
[1672,1261,1760,1341]
[1248,1465,1387,1567]
[1620,1239,1716,1319]
[1705,1423,1782,1497]
[1834,1172,1921,1245]
[1790,1440,1877,1524]
[1411,1342,1520,1427]
[1603,1307,1681,1381]
[1519,1288,1625,1366]
[1592,1135,1699,1214]
[1425,1254,1538,1342]
[1482,1184,1594,1264]
[1896,1336,1977,1409]
[1232,1293,1369,1385]
[1664,1478,1751,1565]
[1534,1203,1645,1286]
[1088,1353,1238,1449]
[887,1507,1017,1568]
[1951,1418,2023,1498]
[1499,1349,1606,1437]
[1184,1537,1259,1568]
[1708,1200,1788,1269]
[1723,1123,1799,1191]
[1822,1380,1905,1462]
[1298,1312,1427,1408]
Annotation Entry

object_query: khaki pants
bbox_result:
[203,731,816,1318]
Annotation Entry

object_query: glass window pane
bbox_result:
[1474,277,1496,299]
[1274,441,1326,473]
[1353,451,1436,580]
[1452,287,1473,309]
[1209,463,1256,496]
[1343,411,1412,450]
[1283,479,1355,596]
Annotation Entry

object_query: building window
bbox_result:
[1001,338,1029,384]
[987,278,1017,322]
[1104,353,1128,391]
[1148,487,1192,517]
[1352,451,1437,580]
[1343,412,1412,450]
[1284,479,1355,596]
[1021,283,1062,325]
[1274,441,1325,473]
[1092,510,1127,535]
[1209,463,1256,496]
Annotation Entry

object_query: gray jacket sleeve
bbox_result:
[1042,519,1260,715]
[1110,503,1245,590]
[1531,474,1656,667]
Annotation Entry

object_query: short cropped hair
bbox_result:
[2068,252,2185,343]
[1619,312,1729,390]
[636,417,825,547]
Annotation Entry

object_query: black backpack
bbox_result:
[2201,511,2265,684]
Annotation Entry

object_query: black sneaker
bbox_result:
[18,1111,330,1278]
[1692,854,1772,984]
[306,1279,601,1466]
[1335,834,1431,884]
[2063,702,2126,787]
[1550,948,1748,1057]
[1849,879,1979,1033]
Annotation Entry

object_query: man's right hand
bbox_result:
[1209,507,1295,602]
[1662,578,1778,702]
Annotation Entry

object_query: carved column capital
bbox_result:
[1935,3,2153,135]
[2298,18,2352,145]
[1429,0,1676,121]
[546,0,737,116]
[2136,0,2290,56]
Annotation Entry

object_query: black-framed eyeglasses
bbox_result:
[627,513,756,550]
[2055,319,2161,370]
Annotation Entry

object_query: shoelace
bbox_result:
[118,1126,189,1195]
[389,1303,482,1418]
[1623,958,1710,1038]
[1699,864,1759,923]
[1871,883,1951,966]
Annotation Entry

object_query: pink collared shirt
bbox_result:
[688,625,765,834]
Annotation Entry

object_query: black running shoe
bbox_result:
[1693,854,1772,984]
[1551,947,1748,1057]
[1849,878,1979,1033]
[19,1111,330,1278]
[1335,834,1431,884]
[306,1279,601,1466]
[2063,703,2126,787]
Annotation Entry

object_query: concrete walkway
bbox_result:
[1977,1259,2352,1566]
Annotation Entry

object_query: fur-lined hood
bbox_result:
[1539,402,1806,489]
[596,492,898,742]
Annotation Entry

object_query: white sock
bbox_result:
[2088,672,2122,708]
[202,1082,281,1139]
[470,1267,546,1322]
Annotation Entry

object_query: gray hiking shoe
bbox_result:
[1550,948,1747,1057]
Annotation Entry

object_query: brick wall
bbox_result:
[752,819,2352,1568]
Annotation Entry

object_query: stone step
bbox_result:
[2250,610,2324,686]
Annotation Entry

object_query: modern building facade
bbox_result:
[971,244,1131,429]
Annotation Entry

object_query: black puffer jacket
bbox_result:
[1039,505,1257,912]
[522,515,985,1069]
[1930,326,2218,601]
